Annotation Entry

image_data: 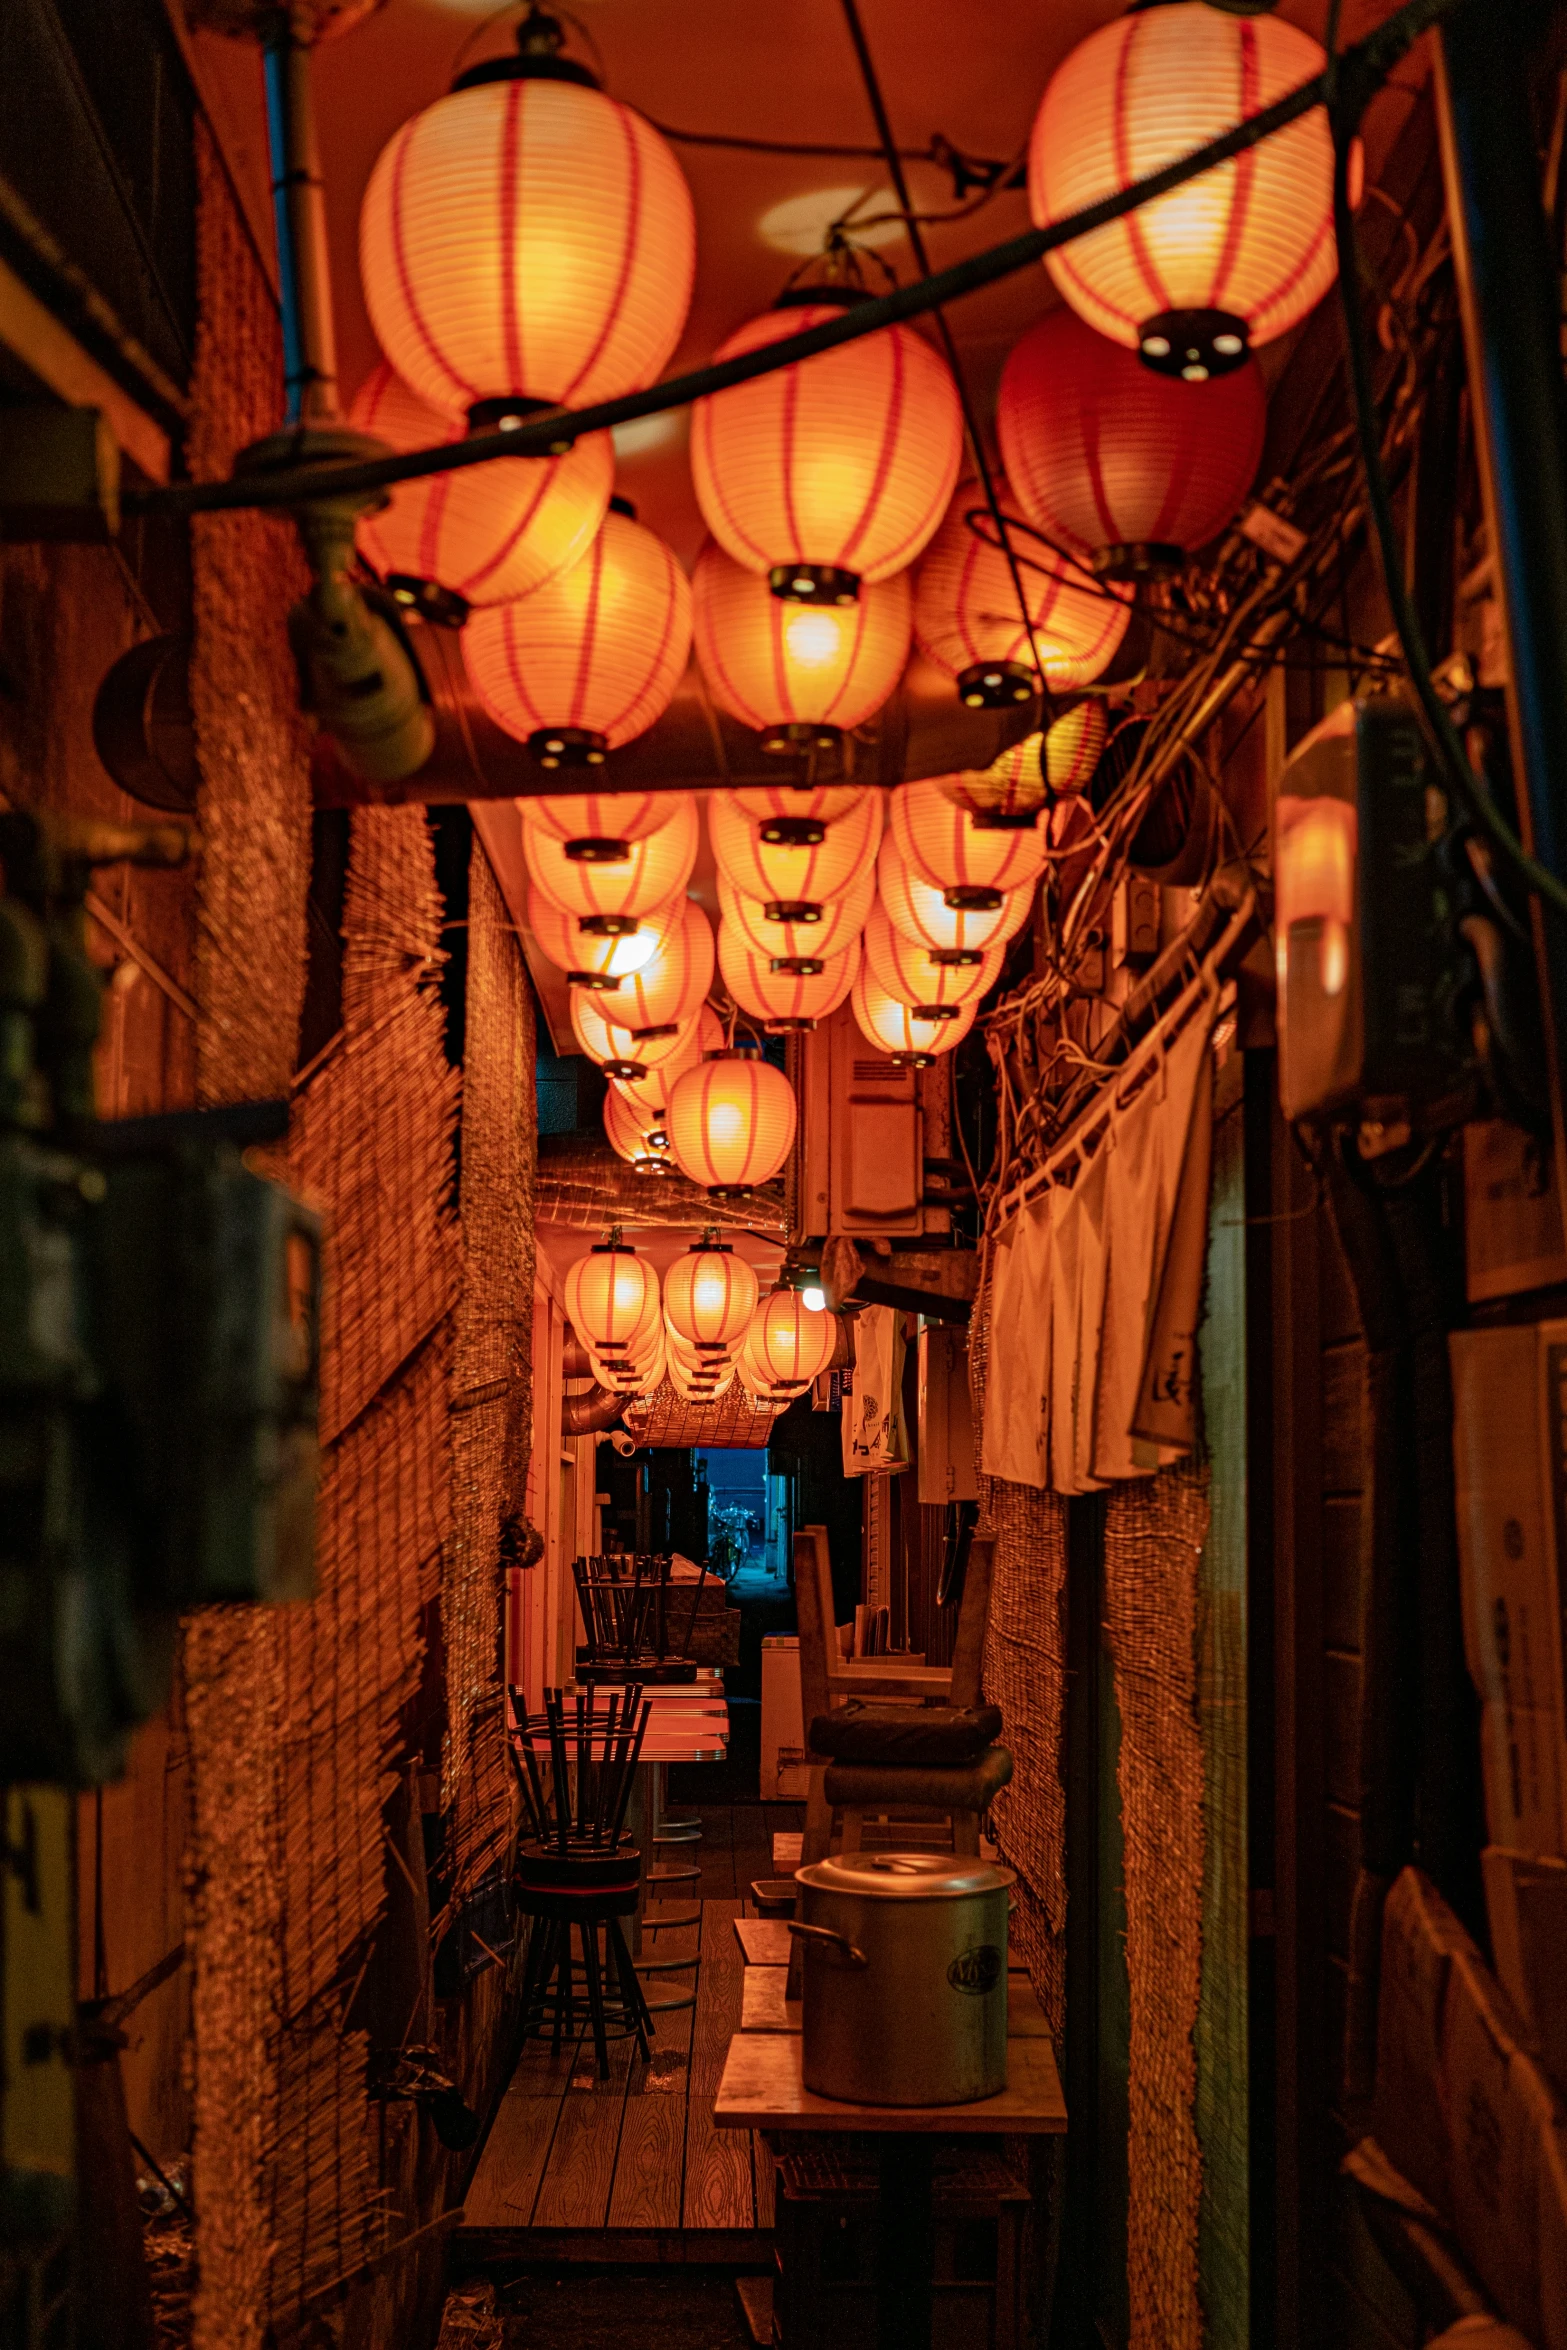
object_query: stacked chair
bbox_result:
[508,1684,656,2079]
[572,1550,713,1685]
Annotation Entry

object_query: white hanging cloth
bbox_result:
[980,1195,1057,1488]
[841,1303,910,1475]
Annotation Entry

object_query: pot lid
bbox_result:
[796,1851,1015,1901]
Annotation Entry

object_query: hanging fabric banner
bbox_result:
[841,1303,910,1474]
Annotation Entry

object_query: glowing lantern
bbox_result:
[572,994,704,1081]
[718,866,875,967]
[528,887,678,990]
[889,777,1046,902]
[359,21,694,420]
[718,923,859,1032]
[611,1005,725,1118]
[863,902,1001,1021]
[594,1319,666,1394]
[690,297,963,603]
[693,543,912,753]
[709,787,881,908]
[465,508,692,769]
[940,704,1107,824]
[1030,6,1345,379]
[565,1234,658,1355]
[589,900,713,1034]
[878,832,1035,958]
[663,1238,760,1356]
[668,1352,736,1403]
[914,477,1129,706]
[853,965,979,1068]
[522,790,684,857]
[996,307,1265,578]
[348,361,612,608]
[525,792,698,921]
[666,1051,798,1194]
[728,781,867,827]
[735,1328,805,1403]
[602,1083,676,1174]
[746,1287,836,1392]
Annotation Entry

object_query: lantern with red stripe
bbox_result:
[593,1317,666,1394]
[878,831,1035,958]
[939,703,1107,825]
[571,993,704,1082]
[914,477,1129,708]
[662,1237,760,1358]
[889,777,1047,901]
[853,965,979,1068]
[718,866,875,968]
[690,295,963,607]
[709,786,881,908]
[587,899,713,1035]
[735,1325,807,1404]
[693,543,911,756]
[524,792,698,921]
[743,1287,836,1394]
[1029,5,1345,381]
[528,887,678,991]
[997,307,1265,580]
[864,902,1002,1022]
[465,506,692,770]
[565,1233,659,1357]
[666,1050,797,1195]
[611,1005,724,1120]
[668,1351,736,1403]
[359,19,694,421]
[602,1082,676,1174]
[728,781,867,827]
[522,789,684,858]
[348,361,612,610]
[718,923,859,1033]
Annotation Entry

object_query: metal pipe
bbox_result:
[562,1382,625,1436]
[1435,2,1567,1134]
[262,10,340,423]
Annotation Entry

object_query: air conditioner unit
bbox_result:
[789,1004,951,1242]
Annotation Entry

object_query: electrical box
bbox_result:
[1272,696,1477,1129]
[917,1324,978,1504]
[792,1004,948,1241]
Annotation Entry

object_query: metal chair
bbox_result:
[571,1551,714,1685]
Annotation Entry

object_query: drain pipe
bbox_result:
[561,1326,624,1435]
[262,8,341,425]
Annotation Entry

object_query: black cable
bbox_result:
[1329,82,1567,917]
[124,0,1461,522]
[835,0,1052,717]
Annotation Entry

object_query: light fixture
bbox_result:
[348,359,612,607]
[913,476,1130,706]
[692,541,912,755]
[996,305,1266,579]
[717,865,875,966]
[602,1082,678,1174]
[877,831,1035,958]
[717,923,860,1032]
[709,786,882,904]
[665,1049,798,1195]
[571,993,705,1081]
[464,506,692,769]
[527,887,678,990]
[744,1286,837,1392]
[662,1235,760,1357]
[586,899,714,1035]
[611,1004,725,1117]
[359,9,695,418]
[852,964,979,1068]
[521,788,685,860]
[523,791,698,921]
[564,1230,659,1356]
[726,781,868,827]
[668,1352,737,1403]
[1029,4,1348,380]
[888,776,1046,902]
[938,703,1108,825]
[863,901,1002,1020]
[690,293,962,603]
[801,1283,826,1313]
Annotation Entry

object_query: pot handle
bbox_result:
[786,1921,868,1969]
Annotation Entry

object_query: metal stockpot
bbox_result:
[790,1851,1014,2106]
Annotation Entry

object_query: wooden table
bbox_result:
[714,1969,1064,2350]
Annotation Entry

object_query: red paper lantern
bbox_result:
[718,922,860,1032]
[939,703,1107,824]
[665,1051,798,1194]
[718,866,875,967]
[878,831,1034,957]
[1030,5,1346,379]
[527,887,678,990]
[863,902,1002,1021]
[709,786,882,908]
[525,792,698,921]
[690,298,963,604]
[853,964,978,1068]
[914,478,1129,706]
[590,900,713,1035]
[464,508,692,769]
[744,1287,836,1392]
[522,789,684,854]
[663,1239,760,1356]
[348,361,612,608]
[888,777,1046,902]
[727,781,867,827]
[360,29,694,419]
[611,1005,725,1118]
[565,1236,659,1354]
[997,307,1265,578]
[602,1082,676,1174]
[571,993,704,1081]
[693,541,911,754]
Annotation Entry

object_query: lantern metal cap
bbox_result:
[929,947,984,967]
[958,660,1035,710]
[770,955,825,976]
[564,836,632,864]
[762,897,825,923]
[890,1051,936,1069]
[911,1005,962,1023]
[452,10,601,91]
[529,725,608,770]
[386,575,470,630]
[578,913,641,936]
[760,719,843,757]
[765,1017,816,1032]
[941,883,1003,912]
[759,815,827,847]
[464,396,576,457]
[1137,309,1249,381]
[1092,541,1186,582]
[768,562,860,607]
[969,808,1042,833]
[568,970,624,991]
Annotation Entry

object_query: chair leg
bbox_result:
[518,1913,549,2031]
[953,1810,980,1856]
[608,1916,653,2059]
[580,1918,611,2080]
[551,1921,574,2052]
[802,1764,834,1866]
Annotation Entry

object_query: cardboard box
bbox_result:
[1451,1324,1567,1854]
[1374,1867,1474,2217]
[1442,1944,1550,2340]
[1484,1847,1567,2096]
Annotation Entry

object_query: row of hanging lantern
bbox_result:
[350,3,1347,766]
[565,1230,837,1412]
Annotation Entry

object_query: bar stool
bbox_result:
[508,1686,656,2079]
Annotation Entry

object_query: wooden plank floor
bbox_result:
[463,1870,795,2243]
